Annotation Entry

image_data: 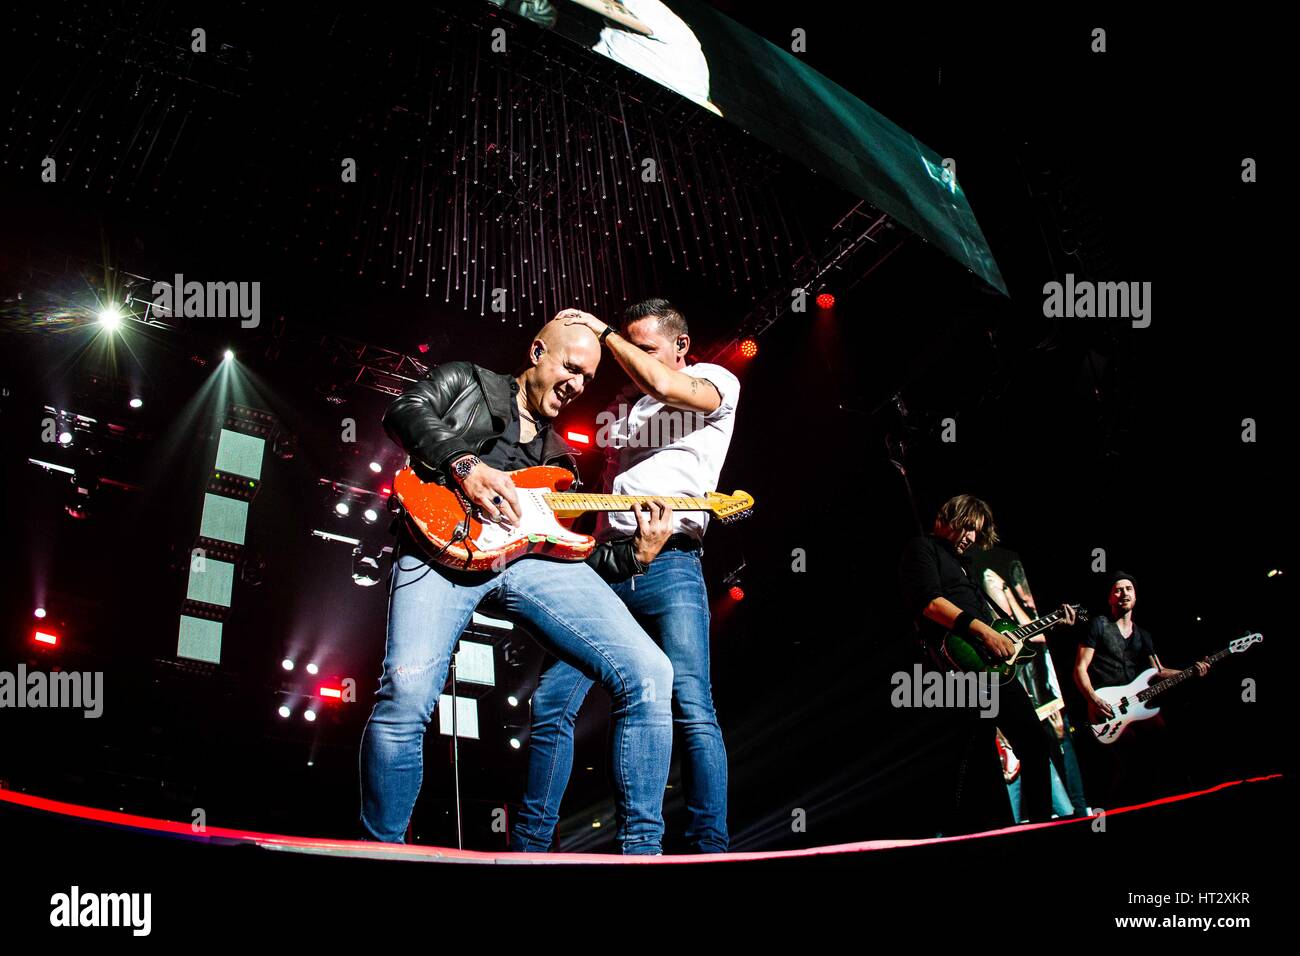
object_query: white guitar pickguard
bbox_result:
[470,487,589,552]
[1090,667,1162,743]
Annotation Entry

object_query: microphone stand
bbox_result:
[450,646,463,850]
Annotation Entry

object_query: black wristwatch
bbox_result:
[451,455,482,484]
[599,326,615,345]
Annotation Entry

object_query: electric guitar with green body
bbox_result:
[937,604,1088,678]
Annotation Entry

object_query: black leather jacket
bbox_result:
[382,361,646,582]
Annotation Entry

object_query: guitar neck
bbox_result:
[1011,611,1064,642]
[543,492,715,512]
[1137,647,1231,703]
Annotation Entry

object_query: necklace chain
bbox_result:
[517,393,540,426]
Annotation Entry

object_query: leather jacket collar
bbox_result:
[481,366,581,468]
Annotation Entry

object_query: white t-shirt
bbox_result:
[591,0,716,113]
[594,363,740,542]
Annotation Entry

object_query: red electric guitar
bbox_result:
[393,464,754,571]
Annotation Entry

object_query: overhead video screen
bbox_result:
[494,0,1007,292]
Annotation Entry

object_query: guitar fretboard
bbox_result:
[1136,647,1232,702]
[543,493,715,512]
[1010,609,1070,642]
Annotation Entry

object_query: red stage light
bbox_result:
[380,486,392,496]
[816,292,835,309]
[739,338,758,359]
[566,431,592,445]
[33,629,60,647]
[319,686,344,700]
[728,586,745,601]
[416,343,430,354]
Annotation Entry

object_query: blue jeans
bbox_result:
[513,549,729,852]
[359,546,674,854]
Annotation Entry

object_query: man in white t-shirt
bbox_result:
[513,298,739,853]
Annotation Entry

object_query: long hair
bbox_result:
[933,494,999,550]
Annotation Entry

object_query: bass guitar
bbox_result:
[1089,632,1263,744]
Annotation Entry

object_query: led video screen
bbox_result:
[496,0,1006,292]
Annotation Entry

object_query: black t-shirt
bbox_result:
[478,402,549,471]
[394,401,547,555]
[1081,616,1156,690]
[898,534,993,646]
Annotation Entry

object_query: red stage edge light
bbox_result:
[728,586,745,601]
[565,431,592,445]
[33,629,60,647]
[738,338,758,359]
[816,292,835,309]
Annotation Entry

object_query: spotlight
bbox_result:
[304,709,317,722]
[739,338,759,358]
[362,508,379,524]
[271,429,297,460]
[501,640,526,668]
[723,562,746,602]
[281,658,295,671]
[223,349,235,362]
[97,307,123,331]
[306,662,319,675]
[129,398,143,409]
[507,695,519,707]
[334,501,351,517]
[64,482,94,519]
[509,737,521,750]
[34,607,47,619]
[1267,568,1282,577]
[352,547,382,587]
[58,430,74,445]
[369,461,383,473]
[278,705,292,719]
[816,292,835,309]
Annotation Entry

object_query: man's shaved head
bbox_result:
[534,316,599,357]
[519,313,601,419]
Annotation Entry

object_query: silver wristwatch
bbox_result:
[451,455,482,483]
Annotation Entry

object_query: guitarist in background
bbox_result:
[1073,572,1210,805]
[977,556,1091,816]
[514,298,740,852]
[898,496,1077,831]
[360,313,678,854]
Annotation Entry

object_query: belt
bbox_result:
[659,532,702,553]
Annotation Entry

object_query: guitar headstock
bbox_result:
[707,490,755,525]
[1229,632,1263,653]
